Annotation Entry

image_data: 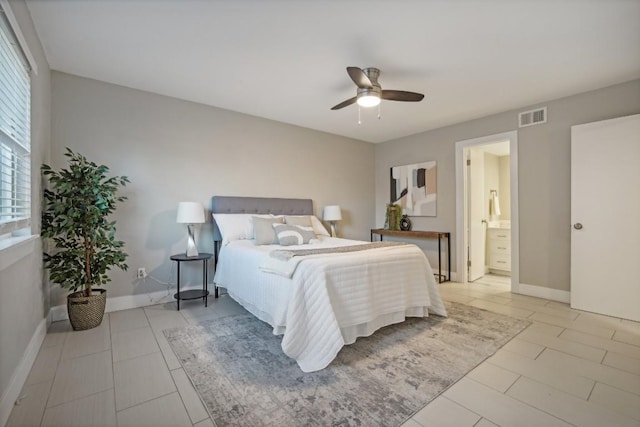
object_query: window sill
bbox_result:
[0,234,39,271]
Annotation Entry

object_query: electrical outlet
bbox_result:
[137,267,147,279]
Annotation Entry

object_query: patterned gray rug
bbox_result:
[164,302,530,426]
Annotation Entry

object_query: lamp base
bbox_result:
[330,222,337,238]
[186,225,199,257]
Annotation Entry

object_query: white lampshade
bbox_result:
[323,205,342,221]
[176,202,205,224]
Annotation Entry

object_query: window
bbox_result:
[0,6,31,237]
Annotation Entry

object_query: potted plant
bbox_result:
[41,148,130,330]
[385,203,402,231]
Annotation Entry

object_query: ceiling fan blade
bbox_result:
[347,67,373,88]
[381,90,425,102]
[330,96,357,110]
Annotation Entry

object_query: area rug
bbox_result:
[164,302,529,426]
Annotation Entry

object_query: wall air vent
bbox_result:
[519,107,547,128]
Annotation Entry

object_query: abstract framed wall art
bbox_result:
[390,161,437,216]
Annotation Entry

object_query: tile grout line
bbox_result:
[586,381,597,401]
[114,390,178,415]
[599,349,608,365]
[502,373,522,395]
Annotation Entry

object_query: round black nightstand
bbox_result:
[170,253,213,310]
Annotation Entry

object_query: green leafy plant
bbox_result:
[41,148,130,297]
[385,203,402,230]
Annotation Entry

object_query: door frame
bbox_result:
[455,130,519,291]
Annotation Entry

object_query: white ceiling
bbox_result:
[25,0,640,143]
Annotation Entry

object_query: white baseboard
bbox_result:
[517,283,570,303]
[49,285,207,322]
[0,318,47,427]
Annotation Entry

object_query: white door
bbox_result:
[571,114,640,321]
[468,148,486,281]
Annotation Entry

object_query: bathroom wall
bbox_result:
[484,153,500,221]
[498,156,511,220]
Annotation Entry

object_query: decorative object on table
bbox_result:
[384,203,402,230]
[390,160,437,216]
[323,205,342,237]
[399,214,412,231]
[41,148,129,331]
[176,201,205,257]
[164,302,529,427]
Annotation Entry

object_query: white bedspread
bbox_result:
[214,237,447,372]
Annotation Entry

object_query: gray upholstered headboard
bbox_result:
[211,196,314,242]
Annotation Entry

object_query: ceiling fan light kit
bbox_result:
[357,90,381,107]
[331,66,425,118]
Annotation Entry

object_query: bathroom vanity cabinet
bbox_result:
[487,228,511,272]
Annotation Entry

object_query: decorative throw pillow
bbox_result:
[272,223,317,246]
[253,216,284,245]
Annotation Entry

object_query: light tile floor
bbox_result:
[7,274,640,426]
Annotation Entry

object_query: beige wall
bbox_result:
[49,71,375,304]
[498,155,510,220]
[375,79,640,291]
[0,0,50,414]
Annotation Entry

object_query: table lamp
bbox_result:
[323,205,342,237]
[176,202,205,256]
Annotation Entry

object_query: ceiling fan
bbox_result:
[331,66,425,110]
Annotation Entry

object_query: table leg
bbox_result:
[203,259,208,307]
[447,233,451,282]
[438,234,442,283]
[176,261,181,311]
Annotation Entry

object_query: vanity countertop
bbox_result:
[487,220,511,230]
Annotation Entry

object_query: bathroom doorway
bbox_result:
[455,131,519,292]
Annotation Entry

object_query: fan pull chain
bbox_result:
[378,103,381,119]
[358,105,362,125]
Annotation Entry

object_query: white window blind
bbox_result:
[0,7,31,236]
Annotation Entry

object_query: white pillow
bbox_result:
[212,214,253,246]
[284,215,312,227]
[310,215,331,237]
[283,215,330,237]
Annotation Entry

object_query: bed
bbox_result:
[211,196,447,372]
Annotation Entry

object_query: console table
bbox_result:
[370,229,451,283]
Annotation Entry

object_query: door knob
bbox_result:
[573,223,583,230]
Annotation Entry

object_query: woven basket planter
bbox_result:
[67,288,107,331]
